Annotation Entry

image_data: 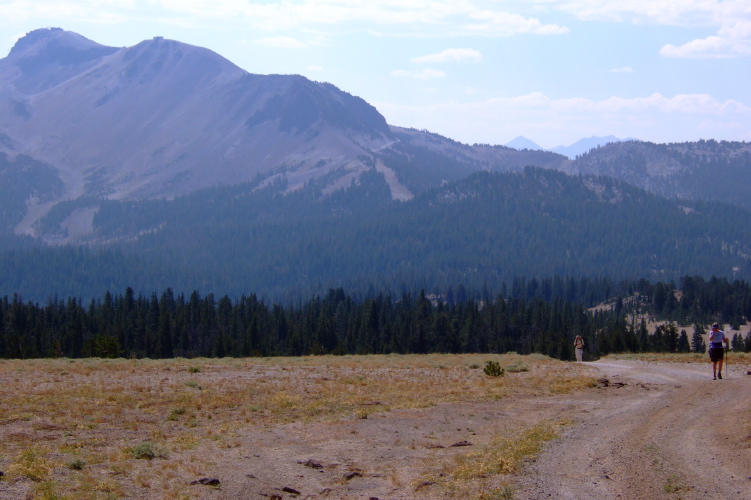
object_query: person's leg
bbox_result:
[718,357,724,378]
[712,360,718,379]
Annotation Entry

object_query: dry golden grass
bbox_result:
[420,418,570,499]
[0,353,599,499]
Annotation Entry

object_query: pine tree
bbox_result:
[677,329,690,353]
[691,324,707,353]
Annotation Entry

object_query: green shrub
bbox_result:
[505,361,529,373]
[483,361,505,377]
[67,458,86,470]
[130,442,167,460]
[167,407,186,421]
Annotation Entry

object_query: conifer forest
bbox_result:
[2,275,749,361]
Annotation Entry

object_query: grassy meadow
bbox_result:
[1,353,602,499]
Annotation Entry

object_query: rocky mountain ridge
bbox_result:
[1,28,749,246]
[0,28,400,236]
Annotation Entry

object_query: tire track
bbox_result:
[518,360,751,499]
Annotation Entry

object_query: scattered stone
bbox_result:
[415,481,435,491]
[746,370,751,376]
[299,459,324,469]
[344,471,362,480]
[598,378,610,387]
[246,474,257,479]
[282,486,301,495]
[426,444,445,449]
[450,441,473,447]
[0,471,4,478]
[190,477,220,486]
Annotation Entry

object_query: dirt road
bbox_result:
[518,359,751,499]
[208,358,751,499]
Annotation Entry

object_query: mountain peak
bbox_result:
[8,28,109,58]
[4,28,119,94]
[551,136,628,159]
[505,136,544,151]
[8,28,63,56]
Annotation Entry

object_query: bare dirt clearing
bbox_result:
[1,354,750,499]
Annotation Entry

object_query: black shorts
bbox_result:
[709,347,724,362]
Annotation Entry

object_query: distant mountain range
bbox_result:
[505,135,632,158]
[1,28,751,302]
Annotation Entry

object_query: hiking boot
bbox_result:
[718,373,722,379]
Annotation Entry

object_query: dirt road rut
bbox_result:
[518,360,751,499]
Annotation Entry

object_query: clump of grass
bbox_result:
[478,484,515,500]
[167,407,187,421]
[30,481,64,500]
[664,473,684,493]
[7,445,53,482]
[483,361,505,377]
[505,360,529,373]
[188,366,201,373]
[185,380,202,389]
[355,408,369,419]
[129,442,168,460]
[67,458,86,470]
[454,420,565,478]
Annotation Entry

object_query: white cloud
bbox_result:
[375,92,751,147]
[412,48,483,63]
[553,1,751,58]
[2,0,569,38]
[256,36,307,49]
[0,1,129,24]
[463,9,569,35]
[391,68,446,80]
[660,21,751,58]
[555,0,751,27]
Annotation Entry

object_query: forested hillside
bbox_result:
[2,168,751,303]
[568,139,751,209]
[2,275,750,360]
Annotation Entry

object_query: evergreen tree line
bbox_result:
[2,275,751,360]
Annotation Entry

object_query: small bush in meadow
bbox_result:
[130,442,168,460]
[505,360,529,373]
[167,407,187,421]
[67,458,86,470]
[483,361,504,377]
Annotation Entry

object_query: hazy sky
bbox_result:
[1,0,749,148]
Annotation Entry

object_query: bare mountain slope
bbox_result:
[0,29,398,235]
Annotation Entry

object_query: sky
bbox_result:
[0,0,749,149]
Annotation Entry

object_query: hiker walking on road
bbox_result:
[574,335,585,362]
[709,323,729,380]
